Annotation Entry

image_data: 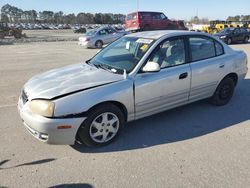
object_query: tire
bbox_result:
[14,33,22,39]
[210,77,236,106]
[77,103,125,147]
[244,36,249,43]
[227,38,232,45]
[95,40,103,49]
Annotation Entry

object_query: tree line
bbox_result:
[190,15,250,25]
[226,15,250,22]
[0,4,126,24]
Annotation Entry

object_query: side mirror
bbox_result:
[142,61,160,72]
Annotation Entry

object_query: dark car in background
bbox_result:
[214,28,250,44]
[74,27,87,33]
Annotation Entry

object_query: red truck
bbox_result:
[125,11,187,32]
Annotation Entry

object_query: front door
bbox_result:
[134,37,191,119]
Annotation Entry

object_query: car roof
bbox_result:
[128,11,164,14]
[126,30,208,40]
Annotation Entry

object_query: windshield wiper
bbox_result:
[96,64,111,71]
[86,60,118,73]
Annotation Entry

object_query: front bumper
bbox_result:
[78,40,95,48]
[215,36,227,43]
[18,99,86,145]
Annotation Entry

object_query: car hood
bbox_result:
[24,63,124,100]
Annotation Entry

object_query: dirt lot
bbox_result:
[0,30,82,45]
[0,41,250,188]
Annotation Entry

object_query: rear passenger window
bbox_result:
[189,37,215,61]
[215,41,224,56]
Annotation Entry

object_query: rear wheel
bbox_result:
[244,36,249,43]
[77,104,125,147]
[210,77,235,106]
[95,40,103,49]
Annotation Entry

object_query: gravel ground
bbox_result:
[0,41,249,188]
[0,30,82,45]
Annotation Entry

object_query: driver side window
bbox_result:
[148,38,186,69]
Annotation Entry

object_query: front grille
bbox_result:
[21,90,28,104]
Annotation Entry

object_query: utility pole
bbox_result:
[137,0,139,11]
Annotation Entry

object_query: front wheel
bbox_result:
[227,38,232,45]
[77,104,125,147]
[210,77,235,106]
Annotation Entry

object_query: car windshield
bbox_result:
[89,37,155,74]
[86,29,97,36]
[219,28,234,34]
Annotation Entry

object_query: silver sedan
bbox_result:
[18,30,248,146]
[78,26,128,48]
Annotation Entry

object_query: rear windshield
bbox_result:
[126,13,137,21]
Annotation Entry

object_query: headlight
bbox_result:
[220,36,226,39]
[29,100,55,117]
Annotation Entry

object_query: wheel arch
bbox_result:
[223,73,238,86]
[87,101,128,122]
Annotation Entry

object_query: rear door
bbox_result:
[106,28,120,43]
[188,36,226,101]
[240,28,248,41]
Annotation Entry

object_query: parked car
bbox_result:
[214,28,250,44]
[18,31,248,146]
[74,27,87,33]
[125,11,187,32]
[78,26,127,48]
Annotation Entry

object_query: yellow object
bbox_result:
[140,44,149,52]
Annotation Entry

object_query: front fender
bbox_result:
[53,79,135,121]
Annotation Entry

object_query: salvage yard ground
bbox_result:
[0,30,82,45]
[0,38,250,187]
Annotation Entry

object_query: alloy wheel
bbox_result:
[89,112,119,143]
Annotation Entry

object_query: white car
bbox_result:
[18,31,248,146]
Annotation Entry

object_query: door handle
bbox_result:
[219,64,225,68]
[179,72,188,79]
